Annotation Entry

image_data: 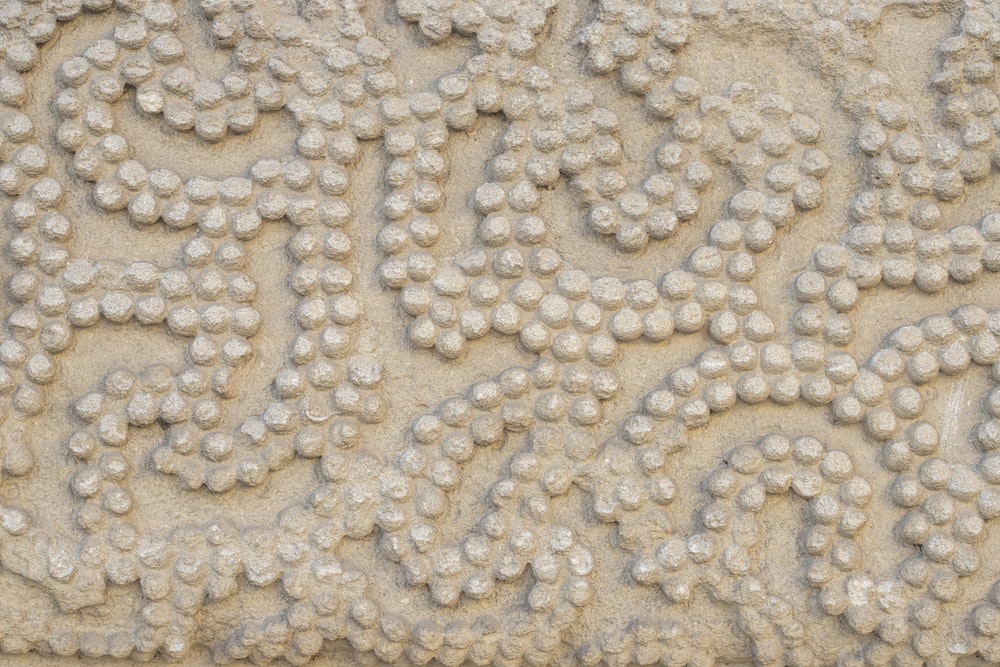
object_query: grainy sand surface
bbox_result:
[2,0,1000,665]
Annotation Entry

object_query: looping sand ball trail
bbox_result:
[2,0,1000,665]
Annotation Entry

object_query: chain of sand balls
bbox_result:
[2,0,1000,664]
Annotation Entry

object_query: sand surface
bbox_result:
[2,0,1000,664]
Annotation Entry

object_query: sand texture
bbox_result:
[3,0,1000,665]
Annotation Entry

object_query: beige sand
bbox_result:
[1,0,1000,664]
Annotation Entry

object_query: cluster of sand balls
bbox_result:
[42,0,427,503]
[580,82,829,253]
[395,0,558,50]
[2,0,1000,664]
[376,79,820,365]
[574,304,1000,666]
